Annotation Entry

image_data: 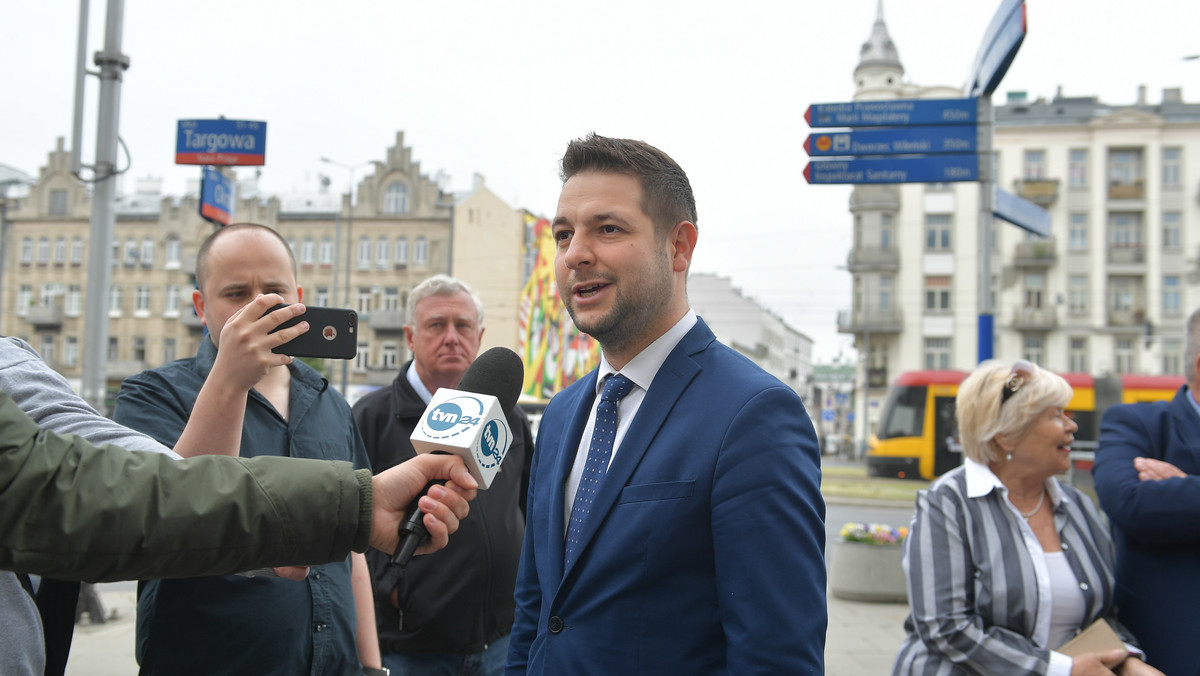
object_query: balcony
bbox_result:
[25,305,63,329]
[368,309,405,332]
[365,367,399,387]
[1015,179,1059,207]
[181,311,204,331]
[1107,245,1144,265]
[837,307,904,334]
[1107,307,1145,328]
[846,247,899,272]
[1108,181,1144,201]
[1013,238,1057,267]
[849,185,900,212]
[1012,306,1059,330]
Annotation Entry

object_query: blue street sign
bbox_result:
[176,119,267,166]
[804,126,977,157]
[821,410,836,423]
[199,166,236,226]
[804,155,979,185]
[993,186,1051,237]
[805,98,978,128]
[967,0,1026,97]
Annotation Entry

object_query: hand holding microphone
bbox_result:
[381,347,525,582]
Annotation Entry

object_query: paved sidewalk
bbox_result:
[68,582,909,674]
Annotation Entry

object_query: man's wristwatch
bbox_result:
[363,667,390,676]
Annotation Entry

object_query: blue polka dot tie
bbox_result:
[564,373,635,567]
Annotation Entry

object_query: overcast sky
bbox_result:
[4,1,1198,361]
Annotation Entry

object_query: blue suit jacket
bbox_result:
[1093,387,1200,676]
[506,319,826,675]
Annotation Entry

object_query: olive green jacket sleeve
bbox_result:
[0,390,373,582]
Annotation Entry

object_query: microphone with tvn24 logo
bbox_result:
[379,347,525,589]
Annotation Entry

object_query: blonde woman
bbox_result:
[892,360,1160,676]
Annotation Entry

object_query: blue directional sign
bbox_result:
[804,155,979,185]
[176,119,267,166]
[805,98,977,128]
[199,166,236,226]
[804,127,977,157]
[993,186,1050,237]
[967,0,1026,97]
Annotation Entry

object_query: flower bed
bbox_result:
[830,522,909,603]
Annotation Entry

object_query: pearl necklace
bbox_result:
[1019,489,1046,520]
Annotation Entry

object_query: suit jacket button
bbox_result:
[548,616,564,634]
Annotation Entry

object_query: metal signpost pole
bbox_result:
[977,96,995,361]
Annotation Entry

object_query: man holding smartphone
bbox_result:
[113,223,383,676]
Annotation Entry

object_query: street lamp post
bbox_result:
[319,157,371,397]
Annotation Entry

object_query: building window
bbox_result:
[132,337,146,362]
[1162,339,1183,375]
[109,285,122,317]
[163,337,177,364]
[54,238,66,265]
[40,335,56,367]
[107,337,119,361]
[1068,275,1088,314]
[924,276,951,313]
[286,237,297,256]
[49,190,68,215]
[38,237,50,264]
[355,342,370,372]
[381,341,399,369]
[879,276,893,312]
[384,183,409,214]
[1068,213,1088,251]
[1109,149,1143,185]
[1109,213,1142,248]
[1163,275,1181,315]
[383,287,400,312]
[1023,273,1045,309]
[395,237,408,264]
[880,213,893,249]
[1023,150,1046,180]
[66,285,82,316]
[314,285,330,307]
[20,237,33,264]
[319,237,334,266]
[1114,338,1135,374]
[1068,149,1088,188]
[414,236,429,264]
[165,236,181,269]
[135,285,152,315]
[357,236,371,269]
[111,239,119,268]
[140,238,155,267]
[17,285,32,316]
[122,238,138,267]
[357,287,372,314]
[1069,338,1088,372]
[376,237,389,268]
[300,237,315,265]
[1162,147,1182,189]
[924,338,951,370]
[1163,212,1182,251]
[164,285,181,317]
[1110,277,1137,313]
[71,236,85,265]
[64,336,79,367]
[1023,336,1045,366]
[925,214,952,251]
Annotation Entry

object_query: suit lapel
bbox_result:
[560,321,713,579]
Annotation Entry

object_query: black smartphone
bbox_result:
[264,304,358,360]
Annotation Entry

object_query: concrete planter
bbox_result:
[829,540,908,603]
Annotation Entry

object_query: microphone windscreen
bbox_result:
[458,347,524,414]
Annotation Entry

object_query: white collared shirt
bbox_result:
[563,310,698,529]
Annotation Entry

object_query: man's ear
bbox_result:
[668,220,698,273]
[192,289,206,325]
[296,285,303,303]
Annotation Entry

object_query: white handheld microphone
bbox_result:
[383,347,524,575]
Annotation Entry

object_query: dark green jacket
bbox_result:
[0,390,372,582]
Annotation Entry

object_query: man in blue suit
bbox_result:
[1094,307,1200,675]
[506,133,826,674]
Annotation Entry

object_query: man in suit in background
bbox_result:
[1094,307,1200,675]
[506,133,826,675]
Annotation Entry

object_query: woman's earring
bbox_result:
[1006,452,1012,462]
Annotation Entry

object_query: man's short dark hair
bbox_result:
[559,133,697,238]
[195,223,297,292]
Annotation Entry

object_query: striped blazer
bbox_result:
[892,462,1138,675]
